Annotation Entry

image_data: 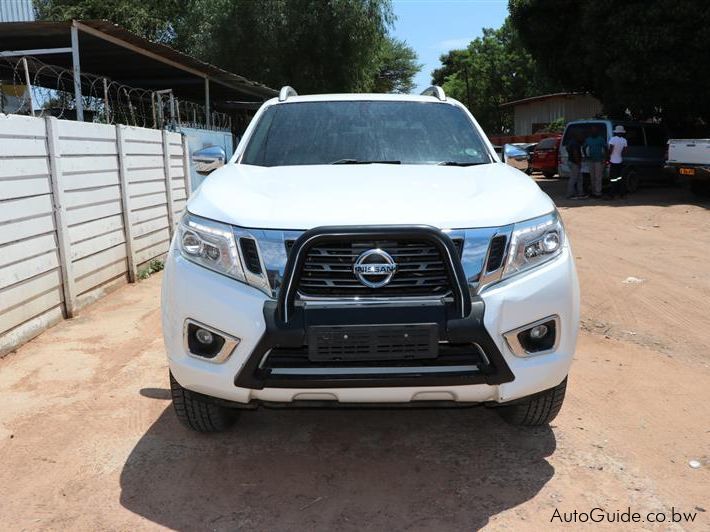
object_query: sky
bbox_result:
[391,0,509,93]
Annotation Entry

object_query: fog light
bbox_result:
[503,316,560,357]
[184,320,240,363]
[195,328,214,344]
[529,324,549,340]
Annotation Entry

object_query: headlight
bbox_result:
[503,211,565,279]
[177,212,246,282]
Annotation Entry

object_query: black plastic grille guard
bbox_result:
[277,225,472,323]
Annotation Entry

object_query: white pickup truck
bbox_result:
[162,86,580,432]
[666,139,710,196]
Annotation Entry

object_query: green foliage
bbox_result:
[509,0,710,131]
[431,19,559,134]
[137,259,164,280]
[372,37,421,94]
[539,116,565,134]
[178,0,396,93]
[34,0,180,42]
[36,0,412,94]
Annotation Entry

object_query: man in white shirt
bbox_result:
[608,125,628,198]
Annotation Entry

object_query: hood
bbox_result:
[187,163,555,230]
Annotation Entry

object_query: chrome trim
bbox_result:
[183,319,240,364]
[421,85,446,101]
[233,228,271,295]
[235,225,517,301]
[278,86,297,102]
[476,229,513,293]
[503,315,561,357]
[298,296,448,309]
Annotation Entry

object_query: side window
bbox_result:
[624,125,644,147]
[644,126,667,147]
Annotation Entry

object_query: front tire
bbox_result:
[170,372,237,432]
[496,377,567,426]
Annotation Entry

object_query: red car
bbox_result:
[530,136,562,178]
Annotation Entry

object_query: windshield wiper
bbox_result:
[330,159,402,165]
[436,161,489,167]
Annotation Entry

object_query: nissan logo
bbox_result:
[353,249,397,288]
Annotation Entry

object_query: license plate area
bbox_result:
[307,323,439,362]
[680,167,695,175]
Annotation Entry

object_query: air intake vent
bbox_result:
[485,235,507,273]
[239,238,262,274]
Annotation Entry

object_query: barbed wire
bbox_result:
[0,55,231,131]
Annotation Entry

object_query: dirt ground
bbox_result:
[0,178,708,531]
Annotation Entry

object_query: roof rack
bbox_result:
[421,85,446,101]
[278,86,298,102]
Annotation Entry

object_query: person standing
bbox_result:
[584,126,608,198]
[608,125,628,198]
[565,131,585,199]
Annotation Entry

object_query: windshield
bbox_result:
[240,101,493,167]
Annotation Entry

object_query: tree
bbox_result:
[36,0,404,94]
[509,0,710,132]
[372,37,421,94]
[431,19,558,134]
[34,0,180,42]
[196,0,395,93]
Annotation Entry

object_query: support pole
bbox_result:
[70,24,84,121]
[169,91,176,129]
[162,130,176,236]
[21,57,34,116]
[102,78,110,124]
[116,125,137,282]
[181,134,192,197]
[151,92,157,128]
[46,116,77,317]
[204,77,210,128]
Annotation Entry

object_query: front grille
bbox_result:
[296,239,455,297]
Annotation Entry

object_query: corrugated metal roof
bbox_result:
[0,20,276,101]
[500,92,586,109]
[0,0,35,23]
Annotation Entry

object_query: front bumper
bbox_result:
[162,241,579,405]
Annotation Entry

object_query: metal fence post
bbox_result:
[181,134,192,198]
[21,57,35,116]
[70,24,84,122]
[162,129,176,235]
[102,77,110,124]
[116,125,137,282]
[45,116,77,317]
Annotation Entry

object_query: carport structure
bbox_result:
[0,19,276,127]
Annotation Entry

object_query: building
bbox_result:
[0,0,34,22]
[500,92,602,135]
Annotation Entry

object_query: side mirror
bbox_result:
[193,145,226,176]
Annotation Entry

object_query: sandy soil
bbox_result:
[0,178,708,531]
